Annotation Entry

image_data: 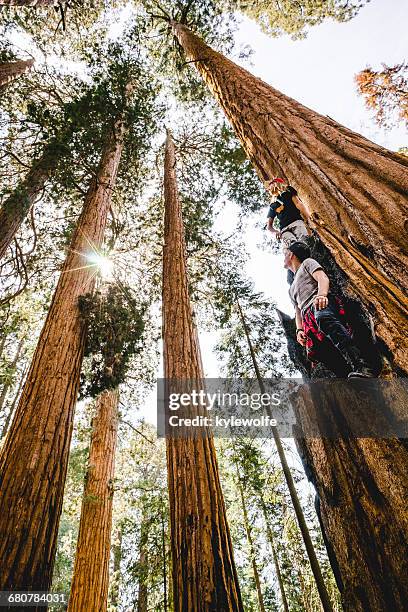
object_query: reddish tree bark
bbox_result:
[0,59,34,89]
[171,22,408,371]
[293,383,408,612]
[68,389,119,612]
[0,110,126,595]
[162,130,243,611]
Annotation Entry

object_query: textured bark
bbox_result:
[162,131,243,611]
[171,22,408,371]
[68,388,119,612]
[0,145,62,262]
[293,386,408,612]
[0,113,125,595]
[235,468,266,612]
[0,58,34,89]
[259,496,289,612]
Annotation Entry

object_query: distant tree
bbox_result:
[162,130,243,610]
[68,388,119,612]
[0,57,34,89]
[355,62,408,128]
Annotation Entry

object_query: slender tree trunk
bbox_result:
[0,110,126,595]
[234,463,266,612]
[136,508,149,612]
[109,525,123,610]
[68,388,119,612]
[0,335,7,362]
[171,22,408,371]
[161,507,168,612]
[162,130,243,611]
[0,58,34,89]
[0,142,65,262]
[236,298,333,612]
[0,363,27,439]
[259,496,290,612]
[0,337,24,412]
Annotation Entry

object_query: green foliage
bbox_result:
[230,0,369,39]
[211,123,269,212]
[78,284,145,398]
[0,42,17,63]
[0,1,118,51]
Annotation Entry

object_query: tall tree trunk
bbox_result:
[162,130,243,611]
[161,506,168,612]
[234,463,266,612]
[0,110,126,595]
[0,363,27,439]
[235,298,333,612]
[0,142,65,262]
[0,337,24,412]
[68,388,119,612]
[259,495,290,612]
[0,58,34,89]
[171,22,408,371]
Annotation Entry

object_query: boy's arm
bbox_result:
[312,269,330,310]
[267,216,280,237]
[295,305,307,346]
[293,194,311,219]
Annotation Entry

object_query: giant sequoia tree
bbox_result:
[0,77,131,593]
[68,388,119,612]
[170,21,408,372]
[162,130,243,611]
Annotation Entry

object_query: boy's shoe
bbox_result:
[348,368,375,379]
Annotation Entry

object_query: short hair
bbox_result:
[288,242,311,262]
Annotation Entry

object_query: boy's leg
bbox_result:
[291,220,309,241]
[281,220,309,247]
[313,297,373,376]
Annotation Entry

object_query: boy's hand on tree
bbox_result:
[296,330,307,346]
[314,295,328,311]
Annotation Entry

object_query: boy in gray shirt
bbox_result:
[284,242,373,378]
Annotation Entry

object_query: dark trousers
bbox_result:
[311,295,353,355]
